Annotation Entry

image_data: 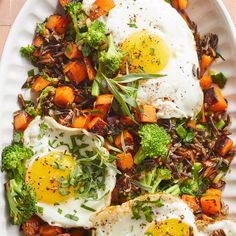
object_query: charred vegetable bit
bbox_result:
[5,179,37,225]
[134,124,171,164]
[212,72,228,89]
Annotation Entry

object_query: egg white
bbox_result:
[83,0,203,119]
[91,193,199,236]
[23,116,116,228]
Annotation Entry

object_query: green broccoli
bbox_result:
[99,34,123,77]
[20,45,36,58]
[165,184,181,197]
[140,167,172,194]
[5,179,37,225]
[82,20,106,49]
[134,124,171,165]
[2,144,33,181]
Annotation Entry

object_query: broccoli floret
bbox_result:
[2,144,33,181]
[140,167,172,194]
[20,45,36,58]
[99,34,123,77]
[134,124,170,164]
[5,179,37,225]
[165,184,181,197]
[82,20,106,49]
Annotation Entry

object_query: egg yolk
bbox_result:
[26,152,76,204]
[145,219,191,236]
[120,30,169,73]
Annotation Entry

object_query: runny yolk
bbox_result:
[120,30,169,74]
[26,152,76,204]
[145,219,191,236]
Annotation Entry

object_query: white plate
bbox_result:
[0,0,236,234]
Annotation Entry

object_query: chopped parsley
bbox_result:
[127,23,138,28]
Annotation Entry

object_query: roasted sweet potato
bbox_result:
[88,117,108,135]
[206,188,222,198]
[178,0,188,10]
[54,86,75,107]
[200,194,221,215]
[93,94,114,118]
[181,195,200,213]
[72,114,91,129]
[200,54,214,77]
[64,42,82,59]
[21,215,41,236]
[46,15,68,34]
[187,119,196,129]
[215,136,234,157]
[32,76,50,92]
[89,0,115,20]
[14,112,31,131]
[204,87,227,112]
[116,152,134,171]
[39,224,62,236]
[83,57,96,81]
[136,105,157,123]
[115,130,134,151]
[64,60,88,84]
[120,116,135,126]
[59,0,70,7]
[32,35,44,48]
[39,52,54,64]
[200,75,213,89]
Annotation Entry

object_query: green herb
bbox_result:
[150,48,155,56]
[80,203,96,212]
[25,106,36,117]
[64,214,79,221]
[57,208,63,214]
[127,23,138,28]
[37,206,44,215]
[27,69,35,77]
[212,72,228,88]
[38,123,48,139]
[91,80,100,97]
[176,124,187,140]
[36,20,47,34]
[20,45,36,58]
[216,51,226,61]
[52,161,66,171]
[90,109,102,115]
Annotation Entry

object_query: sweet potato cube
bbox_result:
[39,224,62,236]
[72,115,91,129]
[116,152,134,170]
[83,57,96,81]
[32,35,44,48]
[204,87,227,112]
[90,0,115,20]
[59,0,70,7]
[115,130,134,151]
[54,86,75,107]
[138,105,157,123]
[88,117,108,135]
[181,195,200,213]
[14,112,30,131]
[215,136,233,156]
[93,94,114,118]
[46,15,68,34]
[200,195,221,215]
[64,42,82,59]
[39,52,54,64]
[178,0,188,10]
[64,60,88,84]
[200,54,214,77]
[32,76,50,92]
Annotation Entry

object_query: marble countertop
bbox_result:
[0,0,235,56]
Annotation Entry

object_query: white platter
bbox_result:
[0,0,235,235]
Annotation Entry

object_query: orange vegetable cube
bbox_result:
[178,0,188,10]
[32,76,50,92]
[200,54,214,77]
[116,152,134,171]
[93,94,114,118]
[181,195,200,213]
[205,189,222,198]
[90,0,115,20]
[64,42,82,59]
[115,130,134,151]
[39,224,62,236]
[32,35,44,48]
[59,0,70,7]
[200,75,213,89]
[14,112,30,131]
[88,117,108,135]
[54,86,75,107]
[215,136,233,157]
[72,115,91,129]
[46,15,68,34]
[200,195,221,215]
[137,105,157,123]
[83,57,96,81]
[64,60,88,84]
[39,52,54,64]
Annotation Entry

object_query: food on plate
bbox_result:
[1,0,235,235]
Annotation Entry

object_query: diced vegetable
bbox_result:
[83,57,96,81]
[32,35,44,48]
[32,76,50,92]
[181,195,200,213]
[14,112,31,131]
[72,115,91,129]
[32,48,41,58]
[40,52,54,64]
[215,119,225,129]
[215,136,233,157]
[200,189,221,215]
[53,86,75,107]
[21,215,41,236]
[64,60,87,84]
[136,105,157,123]
[89,0,116,20]
[204,87,227,112]
[200,75,213,89]
[178,0,188,10]
[46,15,68,34]
[64,42,82,59]
[93,94,114,118]
[120,116,135,126]
[200,54,214,76]
[116,152,134,171]
[59,0,70,7]
[115,130,134,151]
[201,106,206,123]
[187,120,196,129]
[212,72,228,89]
[39,224,62,236]
[88,117,108,135]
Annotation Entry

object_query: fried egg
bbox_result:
[83,0,203,119]
[23,116,116,228]
[91,193,199,236]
